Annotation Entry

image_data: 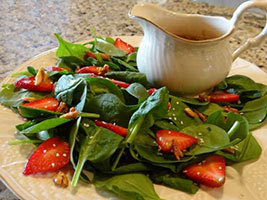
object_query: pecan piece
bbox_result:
[53,171,69,188]
[60,107,79,119]
[22,97,38,102]
[223,106,239,114]
[35,67,52,86]
[184,107,197,118]
[56,102,68,113]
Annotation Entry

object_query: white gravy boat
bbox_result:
[129,1,267,95]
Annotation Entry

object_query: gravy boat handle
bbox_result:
[231,1,267,61]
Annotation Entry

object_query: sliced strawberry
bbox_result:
[15,76,53,92]
[94,120,128,137]
[114,38,135,54]
[45,66,70,72]
[147,88,157,95]
[86,51,110,60]
[210,92,239,103]
[156,130,197,159]
[183,154,226,187]
[107,78,130,88]
[76,66,99,74]
[21,97,59,112]
[23,137,70,175]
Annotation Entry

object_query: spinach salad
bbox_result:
[0,33,266,200]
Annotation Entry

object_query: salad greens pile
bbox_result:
[0,33,266,200]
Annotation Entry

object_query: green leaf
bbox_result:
[55,33,90,68]
[69,117,82,167]
[20,118,71,136]
[95,38,126,57]
[216,133,262,162]
[126,52,137,63]
[183,124,231,155]
[94,173,161,200]
[172,95,209,106]
[86,77,125,103]
[126,83,149,102]
[241,95,267,112]
[27,66,37,76]
[151,173,199,194]
[112,57,138,71]
[18,105,60,119]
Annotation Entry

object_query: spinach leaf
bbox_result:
[110,163,152,174]
[206,111,249,141]
[197,103,224,116]
[16,121,37,131]
[216,133,261,162]
[18,105,60,119]
[126,52,137,62]
[112,57,138,71]
[86,77,125,103]
[166,96,201,130]
[55,33,90,69]
[54,75,87,112]
[183,124,230,155]
[84,93,137,126]
[126,83,149,102]
[71,123,123,186]
[20,118,71,136]
[69,117,82,167]
[242,108,267,125]
[0,84,49,110]
[105,71,149,88]
[94,173,161,200]
[241,95,267,112]
[172,95,209,106]
[150,173,199,194]
[95,38,126,57]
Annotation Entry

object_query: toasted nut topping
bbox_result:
[173,142,184,160]
[97,64,111,76]
[53,171,69,188]
[222,147,235,154]
[99,53,111,60]
[223,106,239,114]
[198,93,210,102]
[22,97,37,102]
[56,102,68,113]
[60,107,79,119]
[184,108,197,118]
[194,109,207,122]
[35,67,52,86]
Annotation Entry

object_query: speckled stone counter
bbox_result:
[0,0,266,199]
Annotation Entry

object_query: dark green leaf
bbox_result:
[126,83,149,102]
[95,38,126,57]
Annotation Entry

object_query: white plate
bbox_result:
[1,36,267,200]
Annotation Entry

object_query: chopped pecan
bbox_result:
[22,97,38,102]
[223,106,239,114]
[198,93,210,102]
[184,108,197,118]
[98,64,111,76]
[56,102,68,113]
[222,147,235,154]
[35,67,52,86]
[194,109,207,122]
[53,171,69,188]
[60,107,79,119]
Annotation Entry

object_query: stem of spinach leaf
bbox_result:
[111,117,144,170]
[79,112,100,118]
[71,158,86,187]
[227,121,240,138]
[8,140,42,145]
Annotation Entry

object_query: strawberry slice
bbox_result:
[23,137,70,175]
[21,97,59,112]
[210,91,239,103]
[183,154,226,187]
[15,76,53,92]
[147,88,157,95]
[76,66,99,74]
[94,120,128,137]
[156,130,198,159]
[86,51,110,60]
[114,38,135,54]
[45,66,70,72]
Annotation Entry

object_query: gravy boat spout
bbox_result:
[129,2,267,95]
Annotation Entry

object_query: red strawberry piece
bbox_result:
[147,88,157,96]
[45,66,70,72]
[23,137,70,175]
[15,76,53,92]
[107,78,130,88]
[114,38,135,54]
[210,92,239,103]
[21,97,59,112]
[76,66,99,74]
[94,120,128,137]
[183,154,226,187]
[156,130,198,159]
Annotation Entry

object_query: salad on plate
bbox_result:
[0,32,266,200]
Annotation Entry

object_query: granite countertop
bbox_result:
[0,0,266,199]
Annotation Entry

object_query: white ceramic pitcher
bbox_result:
[129,1,267,95]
